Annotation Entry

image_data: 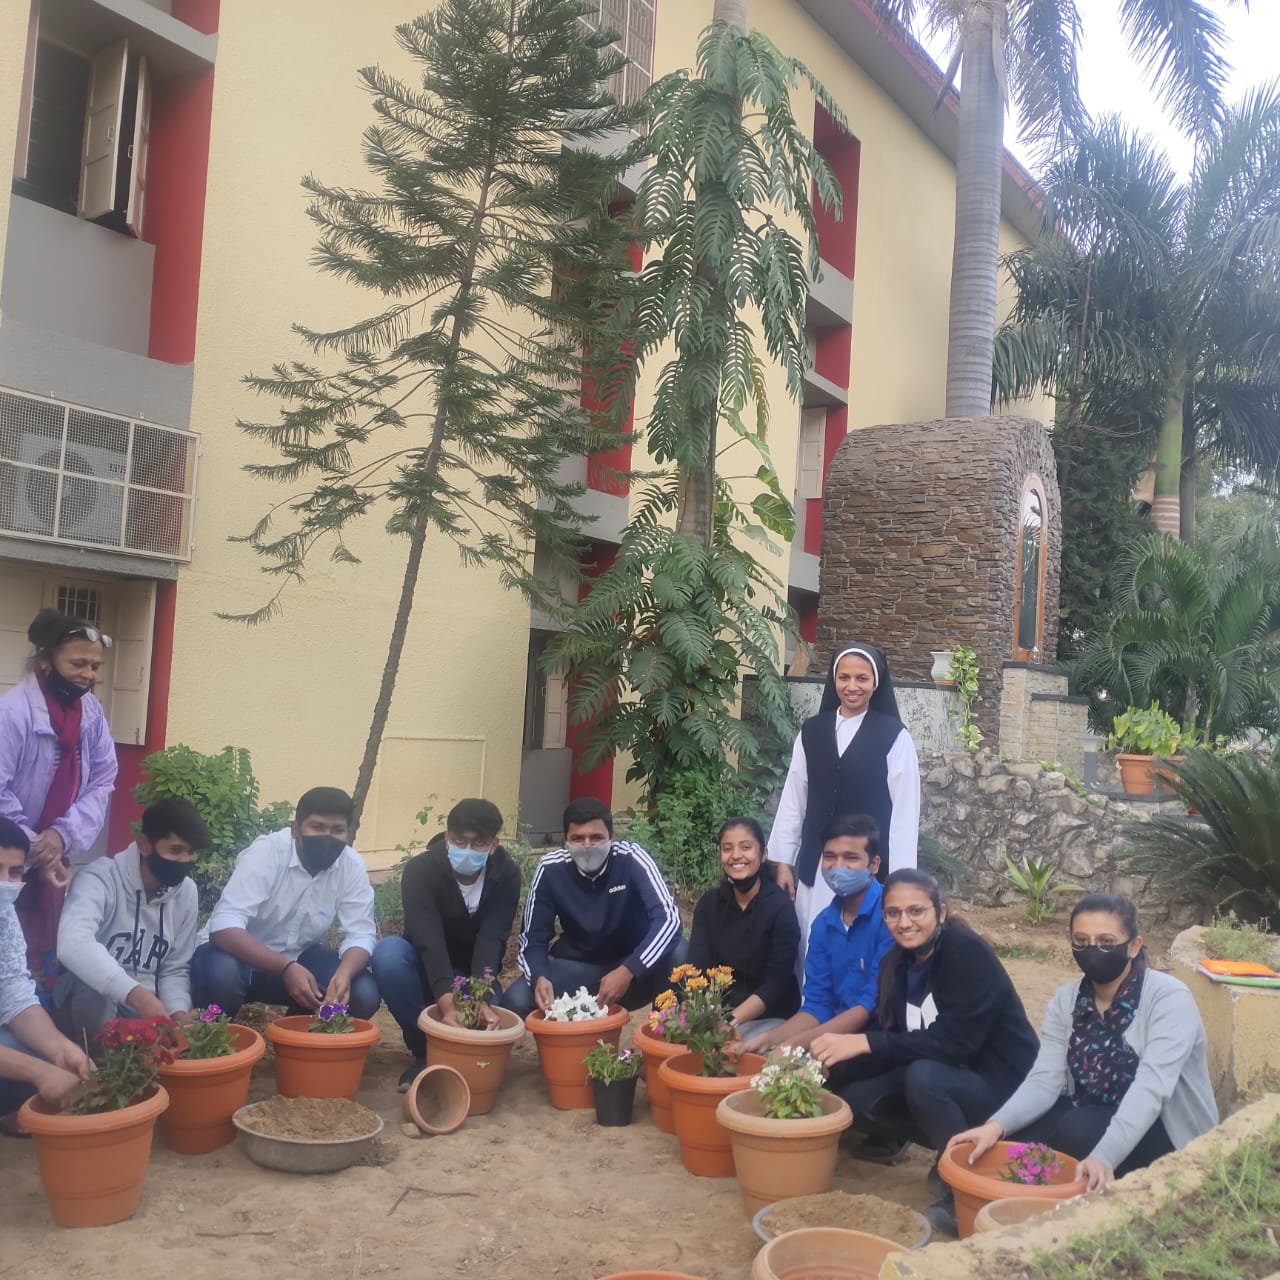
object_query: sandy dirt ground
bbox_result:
[1,919,1088,1280]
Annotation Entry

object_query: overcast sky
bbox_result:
[921,0,1280,179]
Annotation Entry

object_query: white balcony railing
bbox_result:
[0,384,198,561]
[580,0,656,105]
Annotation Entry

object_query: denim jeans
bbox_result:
[370,935,504,1056]
[0,1025,42,1115]
[833,1057,1009,1155]
[189,941,380,1020]
[499,938,688,1018]
[1008,1094,1175,1176]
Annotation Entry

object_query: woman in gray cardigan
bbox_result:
[946,894,1217,1192]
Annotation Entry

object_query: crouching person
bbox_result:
[0,819,92,1131]
[54,797,209,1042]
[190,787,379,1020]
[371,798,521,1091]
[502,798,684,1017]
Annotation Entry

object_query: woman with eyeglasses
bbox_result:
[947,893,1217,1194]
[0,609,118,979]
[811,869,1038,1236]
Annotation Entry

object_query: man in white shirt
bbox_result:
[189,787,380,1019]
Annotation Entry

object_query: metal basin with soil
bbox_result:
[232,1096,384,1174]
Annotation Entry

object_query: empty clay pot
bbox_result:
[403,1063,471,1135]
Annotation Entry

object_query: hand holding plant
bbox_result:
[753,1046,826,1119]
[451,969,498,1030]
[69,1016,178,1115]
[309,1002,355,1034]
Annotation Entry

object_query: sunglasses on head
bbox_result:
[60,626,113,650]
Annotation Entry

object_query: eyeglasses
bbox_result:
[883,905,933,923]
[1071,938,1131,953]
[60,626,113,650]
[566,833,610,847]
[448,834,494,852]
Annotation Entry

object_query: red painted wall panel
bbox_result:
[568,543,618,805]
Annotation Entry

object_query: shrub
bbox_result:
[134,745,292,915]
[1202,912,1276,966]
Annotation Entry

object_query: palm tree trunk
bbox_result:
[1179,394,1197,542]
[945,8,1005,417]
[1152,348,1188,536]
[712,0,747,31]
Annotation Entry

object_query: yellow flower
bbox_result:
[685,976,709,991]
[707,966,734,983]
[669,963,698,982]
[654,989,678,1011]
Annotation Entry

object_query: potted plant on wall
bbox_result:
[19,1015,174,1228]
[419,968,526,1116]
[655,965,763,1177]
[1106,701,1185,795]
[264,1001,381,1100]
[526,987,628,1109]
[584,1040,642,1127]
[716,1046,852,1216]
[157,1004,266,1153]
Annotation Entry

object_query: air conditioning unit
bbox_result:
[11,431,127,545]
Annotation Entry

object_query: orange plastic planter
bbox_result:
[157,1023,266,1153]
[20,1086,169,1228]
[403,1063,471,1135]
[264,1015,380,1099]
[419,1004,526,1116]
[525,1006,629,1109]
[717,1088,853,1216]
[632,1021,688,1133]
[751,1228,905,1279]
[940,1141,1086,1238]
[658,1051,764,1178]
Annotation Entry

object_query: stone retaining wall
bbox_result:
[922,751,1206,929]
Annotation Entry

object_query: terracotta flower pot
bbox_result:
[632,1020,688,1134]
[1116,752,1157,795]
[971,1195,1063,1234]
[657,1051,764,1178]
[940,1141,1086,1238]
[418,1003,526,1116]
[19,1086,170,1228]
[264,1014,380,1099]
[156,1023,266,1154]
[403,1063,471,1135]
[717,1088,853,1216]
[597,1273,705,1279]
[525,1005,629,1109]
[750,1228,905,1279]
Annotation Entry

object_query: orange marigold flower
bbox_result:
[654,989,678,1011]
[685,976,709,991]
[669,963,697,982]
[707,966,734,980]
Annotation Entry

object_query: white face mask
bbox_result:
[569,844,611,876]
[0,881,23,905]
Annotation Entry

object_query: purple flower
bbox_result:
[318,1002,350,1020]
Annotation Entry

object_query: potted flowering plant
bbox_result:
[526,986,629,1109]
[999,1142,1062,1185]
[265,1000,381,1100]
[452,967,497,1029]
[19,1015,175,1227]
[157,1004,267,1153]
[583,1041,642,1127]
[940,1138,1085,1237]
[716,1047,853,1216]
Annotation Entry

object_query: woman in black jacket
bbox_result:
[686,818,800,1038]
[812,869,1038,1236]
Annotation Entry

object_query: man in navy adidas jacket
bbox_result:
[501,798,684,1017]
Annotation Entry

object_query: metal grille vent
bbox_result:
[580,0,655,105]
[0,385,197,561]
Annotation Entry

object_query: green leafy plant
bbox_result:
[1124,750,1280,919]
[309,1003,355,1034]
[179,1006,236,1060]
[652,965,736,1077]
[583,1042,642,1085]
[919,831,971,890]
[947,645,983,752]
[450,969,497,1030]
[134,745,292,914]
[1003,855,1082,926]
[70,1016,177,1115]
[753,1047,825,1120]
[1202,912,1276,966]
[1106,702,1186,756]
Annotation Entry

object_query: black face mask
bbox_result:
[726,868,762,895]
[297,834,345,877]
[900,923,944,958]
[45,668,90,704]
[1073,943,1134,986]
[144,852,191,889]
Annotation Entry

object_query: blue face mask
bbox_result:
[0,880,22,905]
[447,845,489,877]
[823,865,872,899]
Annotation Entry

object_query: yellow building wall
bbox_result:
[0,2,34,277]
[171,3,529,866]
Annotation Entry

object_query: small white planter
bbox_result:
[930,650,956,686]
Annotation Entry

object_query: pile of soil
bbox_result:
[761,1192,927,1245]
[238,1096,380,1141]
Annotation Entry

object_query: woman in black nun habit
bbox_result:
[768,643,920,973]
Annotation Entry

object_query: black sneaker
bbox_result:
[850,1134,911,1166]
[397,1057,426,1093]
[922,1194,958,1238]
[926,1160,946,1199]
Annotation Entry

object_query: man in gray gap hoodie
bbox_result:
[54,798,210,1043]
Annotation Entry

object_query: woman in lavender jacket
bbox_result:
[0,609,118,984]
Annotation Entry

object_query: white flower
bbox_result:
[544,986,609,1022]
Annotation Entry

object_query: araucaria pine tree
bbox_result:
[550,21,843,798]
[224,1,637,820]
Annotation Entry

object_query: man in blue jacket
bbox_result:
[501,798,684,1017]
